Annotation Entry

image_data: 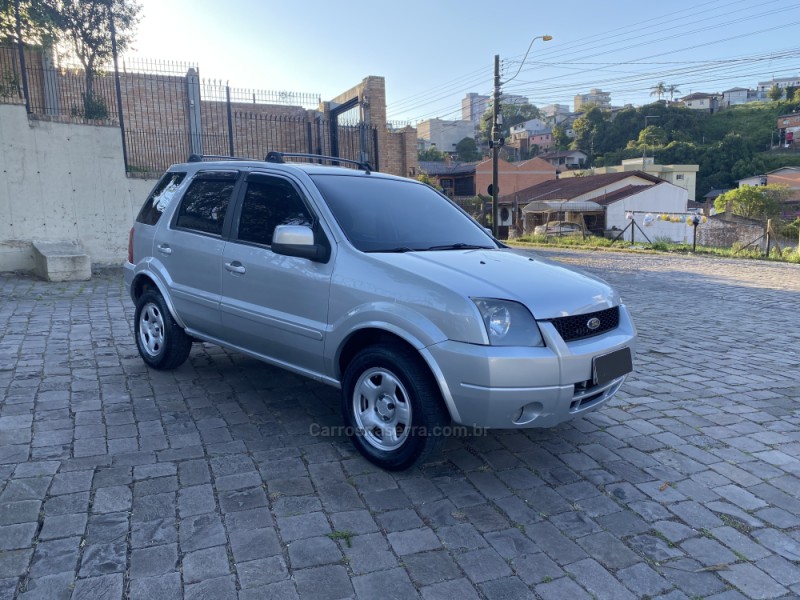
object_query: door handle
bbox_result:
[225,262,246,274]
[157,244,172,255]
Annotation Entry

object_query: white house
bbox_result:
[599,183,691,243]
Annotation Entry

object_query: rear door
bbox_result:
[220,172,333,376]
[155,169,239,338]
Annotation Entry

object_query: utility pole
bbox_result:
[491,54,500,237]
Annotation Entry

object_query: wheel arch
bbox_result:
[336,327,461,423]
[130,273,186,329]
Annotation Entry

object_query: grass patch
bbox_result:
[509,236,800,264]
[327,530,354,548]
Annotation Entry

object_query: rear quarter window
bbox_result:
[136,172,187,226]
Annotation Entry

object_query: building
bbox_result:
[563,157,699,200]
[540,104,571,124]
[777,112,800,148]
[507,118,553,155]
[416,119,475,154]
[538,150,588,171]
[573,89,611,111]
[508,171,690,241]
[757,76,800,99]
[461,93,489,125]
[721,87,754,108]
[418,157,556,201]
[679,92,719,113]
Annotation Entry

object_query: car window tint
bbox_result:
[310,174,495,252]
[236,176,312,246]
[136,172,186,226]
[174,178,235,236]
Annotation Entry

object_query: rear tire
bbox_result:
[134,289,192,370]
[342,344,450,471]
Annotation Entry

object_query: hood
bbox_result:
[369,249,618,320]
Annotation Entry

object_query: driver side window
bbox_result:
[236,175,312,246]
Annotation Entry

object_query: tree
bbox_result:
[667,84,681,102]
[552,124,570,150]
[714,184,790,220]
[785,86,797,102]
[45,0,141,118]
[650,81,667,101]
[1,0,58,43]
[455,137,481,162]
[768,84,783,102]
[479,102,540,145]
[416,172,441,191]
[627,125,668,152]
[417,146,446,162]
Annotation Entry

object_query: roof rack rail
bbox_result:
[265,151,373,174]
[187,154,252,163]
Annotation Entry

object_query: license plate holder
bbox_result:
[593,347,632,385]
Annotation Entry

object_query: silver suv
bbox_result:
[124,153,635,470]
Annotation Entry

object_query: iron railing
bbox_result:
[1,40,376,177]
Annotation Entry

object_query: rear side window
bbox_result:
[174,174,237,236]
[136,172,186,226]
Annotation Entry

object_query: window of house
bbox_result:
[174,172,237,236]
[441,179,453,188]
[236,175,312,247]
[676,174,685,180]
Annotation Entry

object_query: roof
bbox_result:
[681,93,717,100]
[723,87,749,93]
[703,188,731,199]
[592,185,648,206]
[539,150,587,159]
[523,200,604,213]
[500,170,662,203]
[417,161,478,176]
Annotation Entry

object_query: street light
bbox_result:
[491,34,553,237]
[642,115,660,163]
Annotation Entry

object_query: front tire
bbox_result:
[134,290,192,370]
[342,344,449,471]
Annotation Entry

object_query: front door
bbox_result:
[220,173,333,376]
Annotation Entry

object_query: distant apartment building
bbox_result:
[462,93,489,125]
[508,119,552,155]
[757,75,800,99]
[540,104,571,124]
[562,157,699,200]
[501,93,530,106]
[416,119,475,154]
[573,88,611,110]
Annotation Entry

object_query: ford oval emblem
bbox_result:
[586,317,601,331]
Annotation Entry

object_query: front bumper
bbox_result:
[424,305,636,429]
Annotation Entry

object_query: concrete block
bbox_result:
[32,240,91,281]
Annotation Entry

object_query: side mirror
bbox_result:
[272,225,329,262]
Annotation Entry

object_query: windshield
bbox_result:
[310,174,498,253]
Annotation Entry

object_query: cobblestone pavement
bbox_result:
[1,248,799,600]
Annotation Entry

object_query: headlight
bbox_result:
[472,298,544,346]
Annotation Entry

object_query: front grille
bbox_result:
[549,306,619,342]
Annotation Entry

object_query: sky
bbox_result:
[129,0,800,124]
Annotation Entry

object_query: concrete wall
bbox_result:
[0,104,155,271]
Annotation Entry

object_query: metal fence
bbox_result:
[1,40,378,177]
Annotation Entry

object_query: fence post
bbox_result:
[109,7,129,173]
[765,219,772,256]
[42,46,59,115]
[186,69,203,156]
[13,0,31,114]
[226,83,234,157]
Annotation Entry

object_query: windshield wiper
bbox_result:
[425,243,494,251]
[367,247,418,253]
